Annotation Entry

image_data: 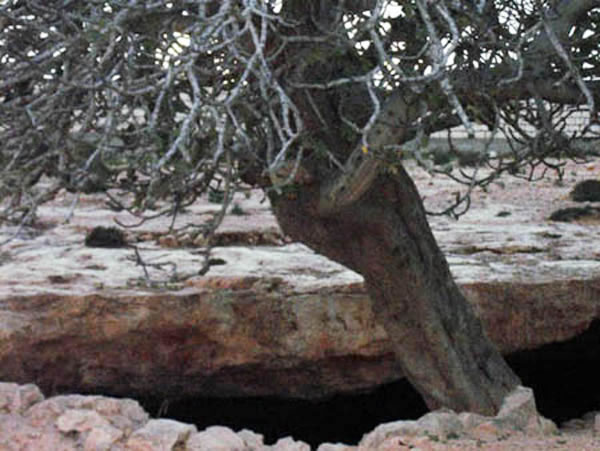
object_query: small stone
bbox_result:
[495,386,557,436]
[237,429,265,449]
[85,226,127,248]
[271,436,311,451]
[186,426,245,451]
[549,205,600,222]
[570,179,600,202]
[127,419,196,450]
[114,399,149,426]
[84,425,124,451]
[360,409,462,450]
[594,413,600,435]
[316,443,355,451]
[496,386,538,430]
[0,382,44,415]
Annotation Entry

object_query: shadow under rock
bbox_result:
[134,320,600,447]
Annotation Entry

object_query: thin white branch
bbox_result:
[543,19,595,118]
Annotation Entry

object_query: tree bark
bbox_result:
[269,165,520,414]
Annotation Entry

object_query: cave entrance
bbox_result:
[139,378,427,447]
[137,320,600,447]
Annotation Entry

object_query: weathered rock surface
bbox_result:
[1,160,600,399]
[358,386,557,450]
[4,382,597,450]
[0,381,310,450]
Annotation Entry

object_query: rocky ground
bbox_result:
[1,382,598,450]
[2,157,600,449]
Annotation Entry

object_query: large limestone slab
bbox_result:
[1,160,599,399]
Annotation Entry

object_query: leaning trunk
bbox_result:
[269,165,520,414]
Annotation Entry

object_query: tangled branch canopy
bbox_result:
[1,0,599,228]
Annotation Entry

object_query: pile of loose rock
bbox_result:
[4,382,594,450]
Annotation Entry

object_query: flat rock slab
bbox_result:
[1,160,600,399]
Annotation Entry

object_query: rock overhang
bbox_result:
[1,160,600,399]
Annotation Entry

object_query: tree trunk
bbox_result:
[269,165,520,414]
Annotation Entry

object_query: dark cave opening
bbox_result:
[139,378,427,447]
[137,319,600,447]
[506,318,600,424]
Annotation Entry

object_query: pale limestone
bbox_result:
[237,428,266,450]
[0,382,598,451]
[457,412,487,430]
[468,420,504,441]
[412,410,464,439]
[126,419,197,450]
[495,386,558,435]
[84,424,124,451]
[186,425,245,450]
[359,409,464,450]
[316,444,357,451]
[2,161,600,401]
[271,436,311,451]
[56,409,111,433]
[0,382,44,415]
[3,167,600,400]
